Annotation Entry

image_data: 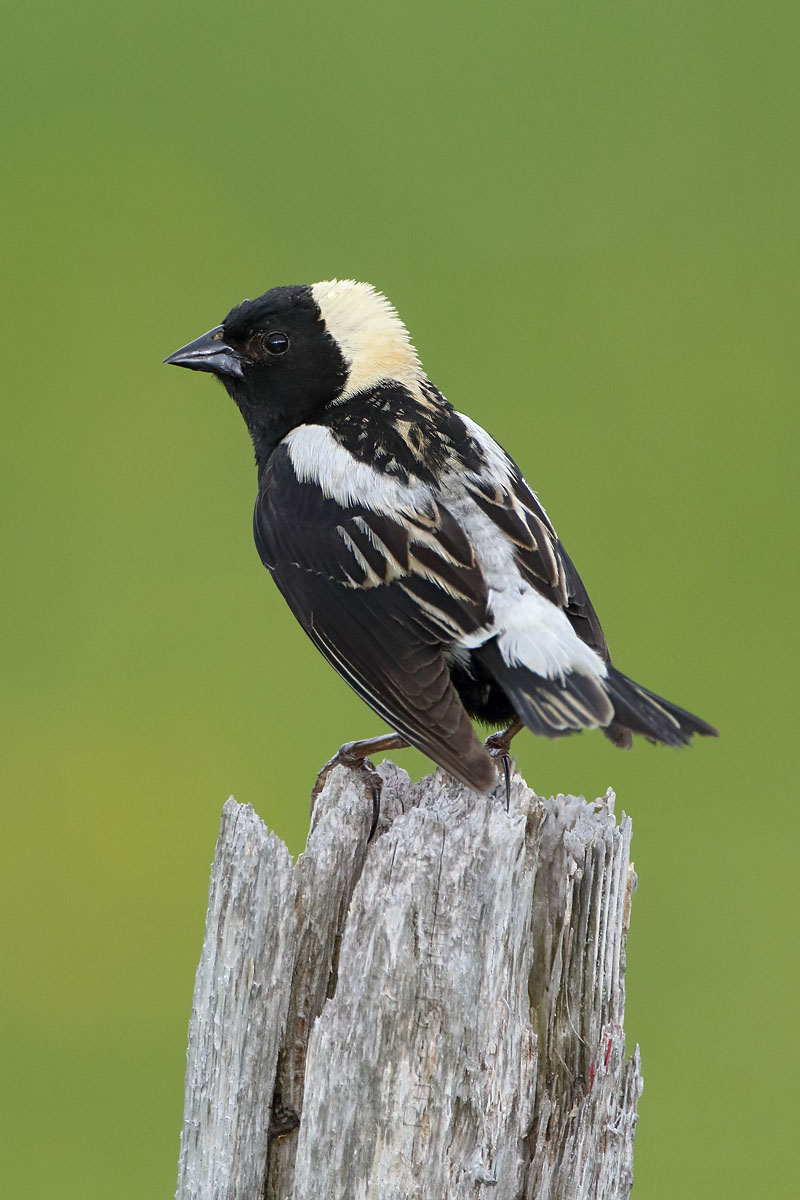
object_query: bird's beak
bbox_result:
[163,326,244,379]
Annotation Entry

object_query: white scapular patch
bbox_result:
[284,422,608,683]
[311,280,423,399]
[284,423,426,513]
[448,491,608,682]
[456,413,517,489]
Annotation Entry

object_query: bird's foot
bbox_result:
[484,719,525,811]
[311,732,410,839]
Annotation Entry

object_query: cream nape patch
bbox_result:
[311,280,423,400]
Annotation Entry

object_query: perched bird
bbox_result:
[165,280,716,797]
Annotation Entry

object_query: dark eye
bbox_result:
[263,331,290,356]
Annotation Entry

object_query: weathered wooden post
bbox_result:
[176,761,642,1200]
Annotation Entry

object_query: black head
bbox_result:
[165,280,424,466]
[164,284,348,461]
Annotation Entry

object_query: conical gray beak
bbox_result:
[163,326,244,378]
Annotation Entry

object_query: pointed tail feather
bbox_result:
[474,638,717,749]
[603,667,718,747]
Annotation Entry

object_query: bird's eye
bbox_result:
[263,331,290,356]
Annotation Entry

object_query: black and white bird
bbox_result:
[165,279,716,796]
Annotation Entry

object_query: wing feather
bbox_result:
[464,465,610,662]
[254,446,497,792]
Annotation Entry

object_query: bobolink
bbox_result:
[165,280,716,795]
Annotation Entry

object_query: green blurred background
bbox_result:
[2,1,797,1195]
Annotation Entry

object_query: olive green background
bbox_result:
[2,2,797,1196]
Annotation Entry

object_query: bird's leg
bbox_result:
[311,732,411,839]
[484,718,525,810]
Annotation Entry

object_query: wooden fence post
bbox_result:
[176,761,642,1200]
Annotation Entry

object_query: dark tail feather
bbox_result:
[604,667,718,747]
[474,639,614,738]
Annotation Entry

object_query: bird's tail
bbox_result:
[602,667,718,747]
[474,639,717,749]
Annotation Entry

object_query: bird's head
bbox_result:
[164,280,422,460]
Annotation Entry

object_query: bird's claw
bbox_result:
[484,728,518,812]
[311,744,383,839]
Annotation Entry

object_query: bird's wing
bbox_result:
[253,443,497,792]
[463,462,611,663]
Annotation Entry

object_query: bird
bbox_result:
[164,279,717,803]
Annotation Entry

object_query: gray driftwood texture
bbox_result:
[176,762,642,1200]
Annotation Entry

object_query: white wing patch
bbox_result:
[456,412,517,489]
[446,493,607,681]
[284,423,428,514]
